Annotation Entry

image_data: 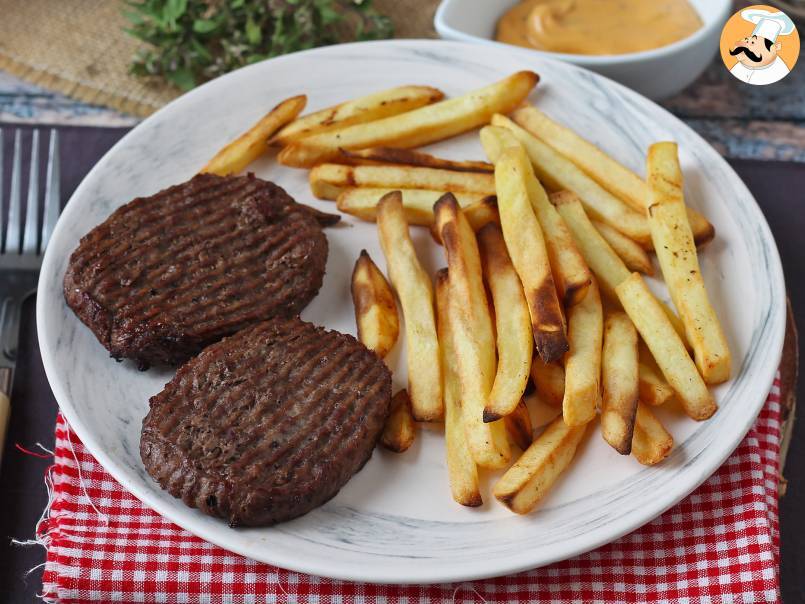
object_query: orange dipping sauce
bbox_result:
[496,0,703,56]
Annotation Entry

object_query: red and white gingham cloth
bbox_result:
[39,376,782,603]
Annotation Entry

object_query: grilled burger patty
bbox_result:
[64,173,337,368]
[140,317,392,527]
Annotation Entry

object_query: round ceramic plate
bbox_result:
[37,40,785,584]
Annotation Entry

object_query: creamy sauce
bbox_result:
[496,0,703,56]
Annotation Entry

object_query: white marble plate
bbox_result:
[37,40,785,584]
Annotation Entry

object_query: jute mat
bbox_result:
[0,0,439,117]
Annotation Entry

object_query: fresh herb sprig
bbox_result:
[124,0,393,91]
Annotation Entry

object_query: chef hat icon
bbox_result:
[741,8,796,42]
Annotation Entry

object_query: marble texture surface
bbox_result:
[35,40,786,583]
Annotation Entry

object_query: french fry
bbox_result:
[480,126,591,306]
[435,269,482,507]
[552,191,690,348]
[616,273,716,420]
[647,142,731,384]
[477,223,533,421]
[429,196,500,244]
[638,345,675,406]
[601,312,639,454]
[632,403,674,465]
[376,192,443,421]
[351,250,399,358]
[505,398,534,451]
[509,105,715,246]
[593,220,653,275]
[435,194,511,469]
[530,360,565,407]
[337,188,487,226]
[494,146,568,362]
[494,416,587,514]
[339,147,494,173]
[278,71,539,167]
[491,114,651,245]
[201,95,306,175]
[310,163,496,200]
[380,390,416,453]
[269,85,444,146]
[525,391,563,429]
[562,279,603,427]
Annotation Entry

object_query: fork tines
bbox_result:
[0,128,60,257]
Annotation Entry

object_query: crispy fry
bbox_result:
[435,269,482,507]
[351,250,399,358]
[616,273,716,420]
[491,114,651,245]
[632,403,674,465]
[494,416,587,514]
[552,191,690,348]
[601,312,639,454]
[339,147,494,173]
[494,146,568,362]
[310,163,496,200]
[481,126,591,306]
[593,220,653,275]
[377,192,443,421]
[647,142,731,384]
[530,360,565,407]
[505,398,534,450]
[477,223,533,421]
[435,194,511,469]
[509,105,714,246]
[525,391,563,429]
[562,279,603,427]
[337,188,487,226]
[278,71,539,167]
[380,390,416,453]
[639,346,675,406]
[201,95,306,176]
[269,85,444,146]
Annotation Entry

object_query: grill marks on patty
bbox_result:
[140,317,392,527]
[64,173,332,367]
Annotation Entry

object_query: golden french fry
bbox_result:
[647,142,731,384]
[505,398,534,451]
[494,146,568,362]
[435,269,483,507]
[337,188,487,226]
[509,105,714,246]
[601,312,639,454]
[477,223,533,421]
[632,402,674,465]
[530,359,565,407]
[593,220,653,276]
[201,95,306,176]
[480,126,591,306]
[430,197,500,244]
[339,147,494,173]
[525,391,563,429]
[435,194,511,469]
[616,273,716,420]
[269,85,444,146]
[494,416,587,514]
[562,279,603,427]
[380,390,416,453]
[310,163,496,200]
[377,192,443,421]
[491,114,651,245]
[278,71,539,167]
[552,191,691,349]
[351,250,399,358]
[638,347,675,406]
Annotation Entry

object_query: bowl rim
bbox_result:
[434,0,733,65]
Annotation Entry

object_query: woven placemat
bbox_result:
[0,0,439,118]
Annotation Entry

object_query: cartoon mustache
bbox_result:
[730,45,763,62]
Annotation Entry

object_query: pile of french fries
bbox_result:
[200,71,731,514]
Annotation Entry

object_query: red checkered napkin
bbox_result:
[39,376,782,603]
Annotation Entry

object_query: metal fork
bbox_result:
[0,128,61,465]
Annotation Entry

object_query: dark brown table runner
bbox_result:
[0,125,801,602]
